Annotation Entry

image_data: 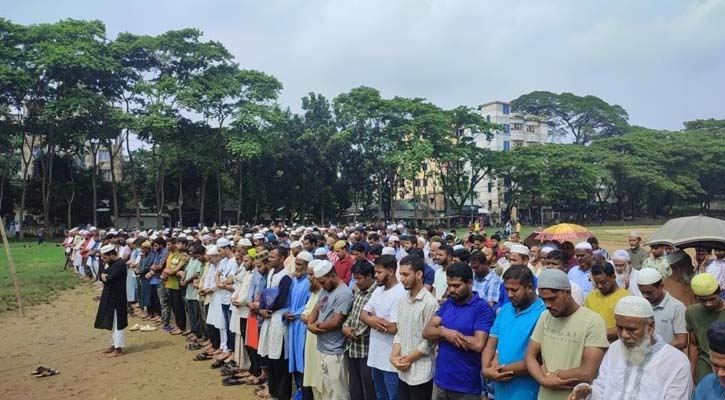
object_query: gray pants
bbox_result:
[347,354,375,400]
[433,384,479,400]
[157,285,171,325]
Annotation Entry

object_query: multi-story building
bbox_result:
[474,101,548,216]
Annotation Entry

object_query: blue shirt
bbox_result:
[693,373,725,400]
[434,292,494,394]
[246,269,268,305]
[490,297,546,399]
[568,266,593,295]
[423,264,435,286]
[473,270,502,304]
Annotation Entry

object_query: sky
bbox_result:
[4,0,725,131]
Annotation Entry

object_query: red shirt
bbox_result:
[334,255,354,285]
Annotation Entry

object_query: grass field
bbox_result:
[0,239,76,313]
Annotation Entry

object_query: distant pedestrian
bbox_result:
[36,226,46,245]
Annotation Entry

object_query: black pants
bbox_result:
[268,342,293,400]
[347,354,376,400]
[399,379,433,400]
[168,288,186,330]
[187,299,201,336]
[221,303,234,350]
[148,284,161,315]
[206,304,220,350]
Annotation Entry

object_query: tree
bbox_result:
[511,91,629,145]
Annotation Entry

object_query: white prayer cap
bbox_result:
[239,238,252,247]
[201,234,211,241]
[215,229,223,235]
[200,227,209,234]
[205,245,219,255]
[387,224,396,231]
[388,235,400,242]
[382,246,397,256]
[108,229,118,235]
[183,229,191,234]
[253,233,265,240]
[314,248,328,257]
[226,234,234,240]
[637,268,662,286]
[503,241,513,249]
[216,237,232,248]
[510,244,530,256]
[80,230,90,236]
[612,250,630,262]
[290,241,302,249]
[538,269,571,290]
[178,233,187,239]
[138,232,148,238]
[575,241,593,251]
[453,244,465,251]
[396,224,404,229]
[100,244,116,254]
[313,260,334,278]
[615,296,654,318]
[126,238,135,244]
[629,231,642,239]
[296,251,313,263]
[244,233,252,239]
[150,235,158,241]
[540,244,557,256]
[89,226,98,231]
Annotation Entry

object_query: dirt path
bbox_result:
[0,284,256,400]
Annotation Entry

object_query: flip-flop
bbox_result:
[210,359,225,369]
[222,377,245,386]
[30,366,50,375]
[140,325,157,332]
[129,324,141,331]
[185,343,202,351]
[193,352,213,361]
[36,369,60,378]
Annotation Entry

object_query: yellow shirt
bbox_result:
[583,287,631,329]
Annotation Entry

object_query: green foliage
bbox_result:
[512,91,629,144]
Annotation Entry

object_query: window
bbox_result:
[503,124,510,134]
[503,140,510,151]
[101,170,112,182]
[486,115,491,123]
[513,140,524,147]
[421,162,428,171]
[502,104,511,114]
[98,150,110,162]
[488,200,492,209]
[513,123,524,131]
[488,182,493,193]
[526,125,536,133]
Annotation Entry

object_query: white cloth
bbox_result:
[229,268,252,333]
[570,280,585,305]
[627,268,643,297]
[111,311,126,348]
[204,262,226,330]
[258,267,290,360]
[219,257,238,305]
[590,337,692,400]
[363,283,407,372]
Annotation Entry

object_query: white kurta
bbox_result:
[590,337,693,400]
[257,267,289,360]
[229,268,252,334]
[204,262,226,329]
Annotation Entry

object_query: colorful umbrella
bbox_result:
[647,215,725,250]
[535,223,592,242]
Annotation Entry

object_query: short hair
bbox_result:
[303,234,316,243]
[446,262,473,282]
[491,234,501,241]
[547,249,568,266]
[399,255,425,273]
[587,236,599,245]
[470,250,487,264]
[590,261,615,277]
[438,244,454,257]
[350,243,367,254]
[154,237,167,247]
[368,244,383,256]
[352,260,374,277]
[471,234,485,243]
[407,248,424,258]
[453,248,471,263]
[275,245,289,259]
[367,232,380,242]
[191,244,206,255]
[503,265,534,287]
[375,254,397,270]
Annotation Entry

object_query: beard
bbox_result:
[623,329,652,366]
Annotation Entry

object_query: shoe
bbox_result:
[163,325,173,332]
[129,324,141,331]
[140,324,157,332]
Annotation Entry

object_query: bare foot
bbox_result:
[106,349,124,358]
[100,346,115,354]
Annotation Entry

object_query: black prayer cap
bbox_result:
[707,321,725,354]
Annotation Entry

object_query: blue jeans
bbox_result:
[371,367,399,400]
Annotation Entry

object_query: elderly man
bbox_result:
[94,244,128,358]
[687,272,725,384]
[568,296,693,399]
[568,242,595,296]
[525,269,608,400]
[693,321,725,399]
[634,268,688,351]
[626,231,647,271]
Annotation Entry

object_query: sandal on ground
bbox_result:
[36,369,60,378]
[210,359,226,369]
[140,325,157,332]
[129,324,141,331]
[170,328,183,335]
[243,376,266,385]
[186,343,203,351]
[193,352,213,361]
[222,377,245,386]
[30,366,51,375]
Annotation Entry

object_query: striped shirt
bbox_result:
[394,287,438,385]
[343,284,375,358]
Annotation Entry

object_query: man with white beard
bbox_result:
[568,296,693,399]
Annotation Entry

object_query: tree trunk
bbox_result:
[90,143,99,227]
[40,130,55,229]
[178,169,184,227]
[217,171,222,225]
[123,101,141,227]
[108,139,120,227]
[236,162,243,225]
[153,145,165,228]
[199,172,208,227]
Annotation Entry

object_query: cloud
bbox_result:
[4,0,725,129]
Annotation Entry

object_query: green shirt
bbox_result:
[531,307,609,400]
[184,258,203,300]
[685,303,725,384]
[642,256,671,280]
[627,247,648,271]
[164,252,187,290]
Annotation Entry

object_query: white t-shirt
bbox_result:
[363,282,407,372]
[219,257,238,305]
